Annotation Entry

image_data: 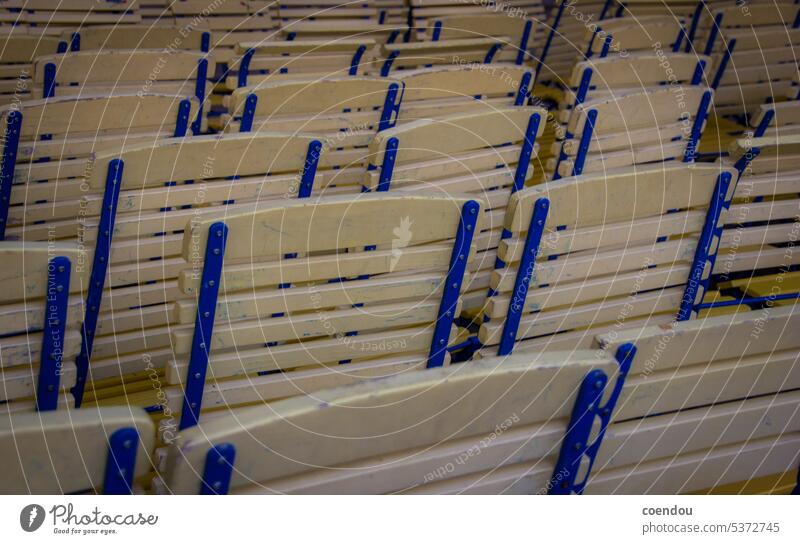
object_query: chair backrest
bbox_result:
[395,64,533,123]
[162,349,617,494]
[377,37,506,76]
[424,14,535,65]
[0,94,201,240]
[226,39,378,90]
[0,242,88,409]
[587,306,800,493]
[550,85,713,178]
[0,29,60,106]
[278,19,407,44]
[1,406,154,494]
[583,15,686,58]
[168,192,484,428]
[0,0,141,29]
[58,24,210,53]
[222,76,403,184]
[478,162,738,355]
[365,107,545,313]
[277,0,379,23]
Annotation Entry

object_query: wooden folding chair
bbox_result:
[225,38,377,91]
[407,0,499,39]
[0,28,60,106]
[57,24,211,54]
[0,0,141,33]
[477,162,738,355]
[365,107,545,313]
[163,192,483,429]
[221,75,402,186]
[700,0,800,116]
[278,19,407,44]
[588,306,800,493]
[0,93,200,241]
[395,64,534,123]
[277,0,381,24]
[0,243,88,410]
[549,85,713,179]
[161,348,622,494]
[376,36,506,76]
[1,406,154,494]
[423,13,537,66]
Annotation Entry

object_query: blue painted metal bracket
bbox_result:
[431,20,442,41]
[375,137,398,192]
[43,62,56,98]
[0,109,22,240]
[549,343,637,494]
[36,256,71,412]
[200,443,236,495]
[497,198,549,356]
[683,90,712,162]
[350,44,368,75]
[598,0,614,21]
[239,93,258,132]
[672,25,685,52]
[534,0,565,85]
[514,71,532,105]
[377,82,402,131]
[103,427,139,494]
[696,292,800,310]
[685,1,705,52]
[585,27,600,57]
[299,140,323,198]
[516,20,532,65]
[711,39,735,90]
[733,109,774,174]
[381,50,399,77]
[571,108,597,176]
[72,159,125,407]
[599,34,612,58]
[201,31,210,53]
[677,170,733,321]
[191,58,208,135]
[427,200,479,368]
[174,98,192,137]
[237,47,255,87]
[57,41,67,54]
[511,113,541,192]
[553,68,593,180]
[179,222,228,430]
[704,12,723,56]
[691,59,706,85]
[484,43,502,64]
[70,32,80,51]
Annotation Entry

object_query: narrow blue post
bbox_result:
[426,200,479,368]
[571,109,597,176]
[686,1,705,52]
[516,20,532,65]
[239,93,258,132]
[191,58,208,135]
[677,171,732,321]
[237,48,255,87]
[174,99,192,137]
[733,109,774,174]
[103,427,139,494]
[691,59,706,85]
[375,137,398,192]
[549,344,637,494]
[57,41,67,54]
[0,109,22,240]
[599,34,612,58]
[711,39,735,90]
[672,25,685,52]
[553,68,593,180]
[683,90,712,162]
[350,44,367,75]
[72,159,124,407]
[514,71,532,105]
[497,198,549,356]
[381,50,400,76]
[585,28,601,57]
[36,256,71,412]
[484,43,502,64]
[511,113,541,192]
[534,0,566,85]
[201,31,210,53]
[431,20,442,41]
[299,140,322,198]
[598,0,614,21]
[70,32,80,51]
[200,443,236,495]
[43,62,56,98]
[179,222,228,430]
[377,82,402,131]
[704,12,723,56]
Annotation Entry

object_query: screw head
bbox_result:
[574,442,582,451]
[594,380,603,389]
[123,440,133,449]
[194,373,201,379]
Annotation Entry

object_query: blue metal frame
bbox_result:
[672,25,685,53]
[516,20,533,65]
[200,443,236,495]
[426,200,479,368]
[36,256,71,412]
[677,170,733,321]
[599,34,612,58]
[0,109,22,240]
[691,59,707,85]
[72,159,125,407]
[431,20,442,41]
[381,50,400,77]
[350,44,368,75]
[733,109,774,174]
[70,32,80,52]
[237,47,255,87]
[571,108,597,177]
[683,90,712,163]
[534,0,565,84]
[43,62,56,98]
[685,1,705,52]
[239,93,258,132]
[179,222,228,430]
[375,137,398,192]
[497,198,549,356]
[299,140,323,198]
[484,43,502,64]
[377,82,402,131]
[201,31,210,53]
[553,68,593,180]
[696,292,800,310]
[103,427,139,494]
[191,58,208,135]
[598,0,614,21]
[514,71,532,105]
[711,39,735,90]
[174,98,192,137]
[549,343,637,494]
[704,12,723,56]
[512,113,541,192]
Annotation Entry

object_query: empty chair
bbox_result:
[376,36,506,76]
[164,192,484,428]
[57,24,211,53]
[365,107,546,312]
